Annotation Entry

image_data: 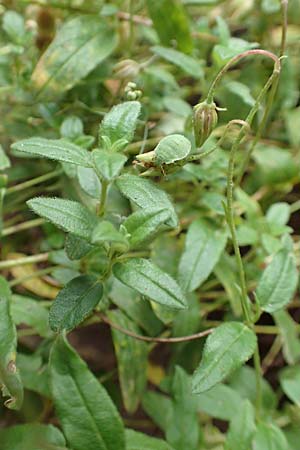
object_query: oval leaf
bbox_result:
[99,101,141,145]
[31,16,117,99]
[192,322,257,393]
[92,149,127,181]
[50,334,126,450]
[11,137,92,167]
[49,275,103,332]
[154,134,191,165]
[279,365,300,406]
[27,197,97,241]
[113,258,187,310]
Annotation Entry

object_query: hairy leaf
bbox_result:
[99,101,141,145]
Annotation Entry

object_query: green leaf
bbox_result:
[27,197,97,241]
[2,11,25,44]
[11,137,92,167]
[279,365,300,406]
[91,221,129,250]
[60,115,84,139]
[49,275,103,332]
[126,429,174,450]
[92,149,127,181]
[252,423,289,450]
[0,277,23,410]
[50,334,125,450]
[146,0,193,53]
[253,145,298,185]
[178,219,227,292]
[273,310,300,364]
[151,46,202,78]
[255,246,298,313]
[0,145,11,170]
[77,167,101,199]
[116,174,178,227]
[196,383,243,421]
[31,15,117,99]
[142,391,173,432]
[113,258,187,310]
[99,101,141,145]
[192,322,257,393]
[11,294,52,338]
[214,253,242,316]
[108,310,148,413]
[154,134,191,165]
[124,207,171,249]
[224,400,256,450]
[17,353,50,398]
[0,424,67,450]
[65,234,94,260]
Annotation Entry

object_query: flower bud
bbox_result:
[193,100,218,147]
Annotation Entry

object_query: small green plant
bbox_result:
[0,0,300,449]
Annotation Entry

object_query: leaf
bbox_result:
[142,391,173,432]
[113,258,187,310]
[27,197,97,241]
[65,234,94,260]
[154,134,191,165]
[224,400,256,450]
[0,277,23,410]
[2,11,25,44]
[126,429,174,450]
[214,253,242,316]
[196,383,243,421]
[253,145,298,185]
[17,353,50,398]
[108,310,148,413]
[49,275,103,332]
[50,334,125,450]
[31,15,117,99]
[146,0,193,53]
[273,310,300,364]
[178,219,227,292]
[92,149,127,181]
[99,101,141,145]
[77,167,101,198]
[151,46,202,78]
[11,137,92,167]
[11,294,52,338]
[252,423,289,450]
[123,207,171,249]
[255,246,298,313]
[192,322,257,393]
[279,365,300,406]
[116,174,178,227]
[0,424,67,450]
[0,144,11,170]
[91,221,128,250]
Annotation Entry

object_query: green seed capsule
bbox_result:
[193,100,218,147]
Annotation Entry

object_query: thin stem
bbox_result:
[99,313,213,343]
[6,169,62,195]
[2,218,45,237]
[0,252,49,270]
[98,181,108,217]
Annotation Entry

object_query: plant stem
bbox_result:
[98,181,108,217]
[253,346,262,418]
[0,252,48,270]
[6,169,62,195]
[2,218,45,237]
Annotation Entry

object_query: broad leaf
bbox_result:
[123,207,171,249]
[116,174,178,227]
[0,277,23,410]
[224,400,256,450]
[92,149,127,181]
[196,383,243,421]
[151,46,202,78]
[0,424,67,450]
[50,334,125,450]
[11,137,92,167]
[27,197,97,241]
[49,275,103,332]
[192,322,257,393]
[279,365,300,406]
[99,101,141,145]
[154,134,191,165]
[255,246,298,312]
[146,0,193,53]
[252,423,289,450]
[126,429,174,450]
[31,15,117,99]
[113,258,187,310]
[178,219,227,292]
[108,310,148,413]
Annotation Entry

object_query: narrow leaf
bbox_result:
[12,137,92,167]
[113,258,187,310]
[27,197,97,241]
[49,275,103,332]
[50,334,125,450]
[0,277,23,410]
[151,46,201,78]
[192,322,257,393]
